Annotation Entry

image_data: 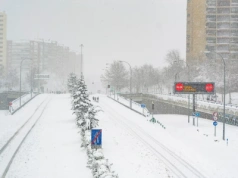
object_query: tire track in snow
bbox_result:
[0,97,52,178]
[100,98,207,178]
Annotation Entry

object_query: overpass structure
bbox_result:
[120,93,238,126]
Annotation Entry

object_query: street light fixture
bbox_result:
[207,51,226,140]
[80,44,84,76]
[119,60,132,108]
[20,58,32,107]
[174,60,191,123]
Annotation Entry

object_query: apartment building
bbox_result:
[7,40,81,76]
[0,12,7,72]
[186,0,238,62]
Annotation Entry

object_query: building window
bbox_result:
[231,7,238,13]
[207,37,216,43]
[217,38,230,43]
[206,30,216,36]
[231,0,238,6]
[231,23,238,28]
[217,30,230,37]
[231,30,238,36]
[206,22,216,28]
[217,8,230,14]
[217,1,230,6]
[217,15,230,22]
[231,53,238,59]
[217,22,230,29]
[207,8,216,14]
[231,38,238,44]
[206,45,215,51]
[206,15,216,21]
[217,45,229,51]
[207,0,216,6]
[230,45,238,51]
[231,15,238,21]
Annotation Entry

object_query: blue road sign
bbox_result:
[192,112,196,116]
[91,129,102,149]
[213,121,218,126]
[195,112,200,117]
[141,104,146,108]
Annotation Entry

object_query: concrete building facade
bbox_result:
[0,12,7,72]
[7,40,81,91]
[187,0,238,62]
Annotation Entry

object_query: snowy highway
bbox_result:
[1,94,238,178]
[98,96,208,178]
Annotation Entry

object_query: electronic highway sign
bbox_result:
[174,82,215,94]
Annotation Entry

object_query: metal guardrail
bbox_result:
[108,94,150,117]
[116,94,150,116]
[9,93,38,115]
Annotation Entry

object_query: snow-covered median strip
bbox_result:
[68,73,118,178]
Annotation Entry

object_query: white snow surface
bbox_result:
[1,93,238,177]
[93,94,238,178]
[0,94,91,178]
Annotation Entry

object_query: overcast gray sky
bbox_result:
[0,0,186,92]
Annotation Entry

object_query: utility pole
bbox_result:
[119,60,132,108]
[80,44,84,76]
[37,42,40,93]
[193,94,195,126]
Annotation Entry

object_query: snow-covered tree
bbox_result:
[85,106,101,130]
[67,73,77,95]
[72,75,92,131]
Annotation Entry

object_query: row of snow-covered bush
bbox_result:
[67,73,118,178]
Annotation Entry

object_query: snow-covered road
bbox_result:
[2,93,238,178]
[96,95,207,178]
[1,94,91,178]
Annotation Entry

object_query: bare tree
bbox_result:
[4,68,19,90]
[165,50,181,65]
[102,61,128,91]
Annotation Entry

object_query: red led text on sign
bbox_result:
[175,83,184,91]
[206,83,214,92]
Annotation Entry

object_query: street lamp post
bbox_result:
[119,60,132,109]
[208,51,226,140]
[174,60,191,123]
[20,58,31,107]
[174,72,180,82]
[80,44,84,76]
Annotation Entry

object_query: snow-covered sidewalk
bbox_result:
[5,94,91,178]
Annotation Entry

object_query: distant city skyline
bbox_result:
[0,0,186,92]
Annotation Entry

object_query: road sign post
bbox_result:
[213,121,218,137]
[141,103,146,115]
[195,112,200,127]
[91,129,102,149]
